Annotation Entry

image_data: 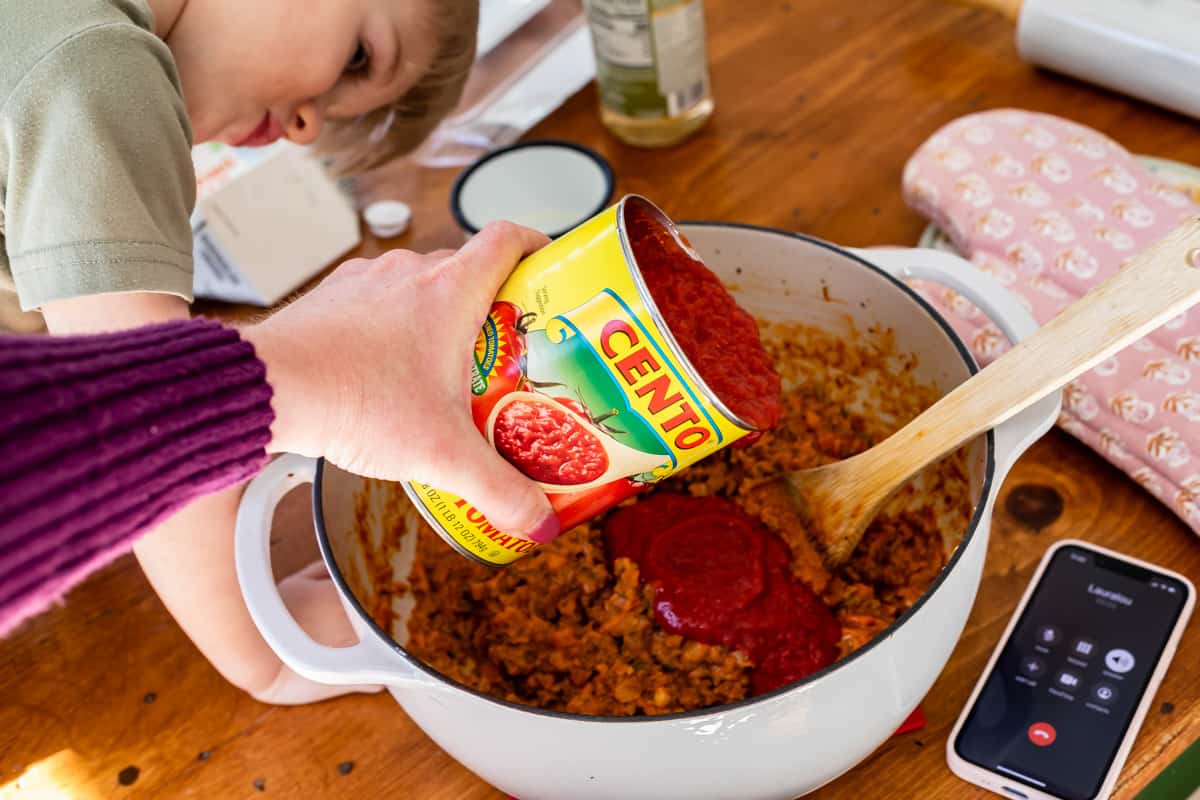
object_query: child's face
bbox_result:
[168,0,442,147]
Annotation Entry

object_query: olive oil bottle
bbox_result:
[582,0,714,148]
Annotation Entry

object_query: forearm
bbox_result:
[41,291,190,333]
[132,485,289,696]
[38,292,370,701]
[129,320,373,701]
[0,317,274,635]
[37,293,285,693]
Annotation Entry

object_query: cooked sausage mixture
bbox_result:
[366,322,973,716]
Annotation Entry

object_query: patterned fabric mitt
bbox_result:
[902,109,1200,532]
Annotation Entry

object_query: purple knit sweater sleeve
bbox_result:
[0,318,274,636]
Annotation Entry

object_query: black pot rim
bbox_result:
[449,139,616,239]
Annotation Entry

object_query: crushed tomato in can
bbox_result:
[625,204,782,433]
[405,196,783,566]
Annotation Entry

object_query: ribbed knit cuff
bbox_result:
[0,318,275,635]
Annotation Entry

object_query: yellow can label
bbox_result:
[405,199,751,565]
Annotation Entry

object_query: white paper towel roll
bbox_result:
[1016,0,1200,120]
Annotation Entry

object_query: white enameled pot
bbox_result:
[235,224,1061,800]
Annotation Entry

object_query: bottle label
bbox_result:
[585,0,710,119]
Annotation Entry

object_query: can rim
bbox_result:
[614,194,759,433]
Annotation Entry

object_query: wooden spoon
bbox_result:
[770,218,1200,567]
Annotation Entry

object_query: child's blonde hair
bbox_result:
[315,0,478,175]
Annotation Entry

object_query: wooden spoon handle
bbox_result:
[872,218,1200,481]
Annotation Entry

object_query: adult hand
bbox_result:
[245,222,559,544]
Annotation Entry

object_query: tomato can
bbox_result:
[404,195,759,566]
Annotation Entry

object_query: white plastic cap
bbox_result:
[363,200,412,238]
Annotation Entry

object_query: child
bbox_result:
[0,0,557,702]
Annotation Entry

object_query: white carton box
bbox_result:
[191,142,361,306]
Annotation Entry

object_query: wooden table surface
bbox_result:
[4,0,1200,798]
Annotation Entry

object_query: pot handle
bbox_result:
[235,454,432,689]
[847,247,1061,473]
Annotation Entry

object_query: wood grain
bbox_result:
[5,0,1200,797]
[944,0,1023,23]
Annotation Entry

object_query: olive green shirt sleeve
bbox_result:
[0,21,195,311]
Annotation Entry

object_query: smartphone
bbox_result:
[947,539,1194,800]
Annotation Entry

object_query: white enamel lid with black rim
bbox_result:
[450,140,615,238]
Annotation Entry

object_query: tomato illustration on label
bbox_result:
[485,390,670,494]
[492,396,609,485]
[550,395,588,418]
[551,395,623,436]
[471,301,535,430]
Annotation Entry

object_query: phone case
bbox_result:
[945,538,1195,800]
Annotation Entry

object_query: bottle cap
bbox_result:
[363,200,412,238]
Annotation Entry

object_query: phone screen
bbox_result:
[953,543,1189,800]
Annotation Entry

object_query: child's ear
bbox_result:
[313,0,478,175]
[287,102,324,145]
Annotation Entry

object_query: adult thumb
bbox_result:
[450,221,550,306]
[420,431,559,544]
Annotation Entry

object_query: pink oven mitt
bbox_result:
[902,109,1200,532]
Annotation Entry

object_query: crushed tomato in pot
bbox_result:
[605,493,841,693]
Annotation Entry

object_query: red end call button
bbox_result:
[1028,722,1057,746]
